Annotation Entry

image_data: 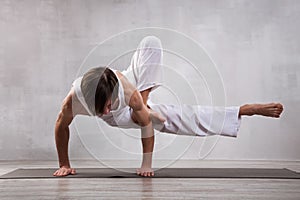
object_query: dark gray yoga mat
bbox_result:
[1,168,300,179]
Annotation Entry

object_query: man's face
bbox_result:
[97,98,119,117]
[97,99,112,117]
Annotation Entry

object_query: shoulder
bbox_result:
[114,70,124,79]
[61,89,73,114]
[62,88,89,116]
[110,69,143,110]
[113,70,139,106]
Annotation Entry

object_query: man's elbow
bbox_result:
[130,91,144,111]
[55,108,73,131]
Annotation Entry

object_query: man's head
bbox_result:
[81,67,119,116]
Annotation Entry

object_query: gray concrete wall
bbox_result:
[0,0,299,162]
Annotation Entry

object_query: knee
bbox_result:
[131,112,139,124]
[141,36,162,49]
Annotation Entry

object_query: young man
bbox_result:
[53,36,283,177]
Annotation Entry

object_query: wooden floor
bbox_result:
[0,160,300,199]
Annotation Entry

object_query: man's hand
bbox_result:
[136,167,154,177]
[149,109,166,124]
[53,166,76,177]
[131,107,166,125]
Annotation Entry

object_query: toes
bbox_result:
[271,103,277,107]
[274,106,283,115]
[270,103,283,109]
[273,111,282,118]
[276,103,283,110]
[272,103,283,112]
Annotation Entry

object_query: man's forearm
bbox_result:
[55,124,71,168]
[129,88,155,169]
[141,123,154,168]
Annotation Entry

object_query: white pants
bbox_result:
[101,36,241,137]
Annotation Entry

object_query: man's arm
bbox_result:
[139,88,156,176]
[129,90,155,177]
[53,90,76,177]
[115,72,156,176]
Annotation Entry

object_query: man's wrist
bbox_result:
[59,162,71,168]
[141,152,153,167]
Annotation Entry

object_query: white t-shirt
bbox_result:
[73,36,164,127]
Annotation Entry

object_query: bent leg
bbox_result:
[125,36,164,124]
[122,36,164,92]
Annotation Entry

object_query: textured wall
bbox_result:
[0,0,299,162]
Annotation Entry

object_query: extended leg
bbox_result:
[149,103,242,137]
[103,102,283,138]
[149,102,283,138]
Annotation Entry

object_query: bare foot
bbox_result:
[239,103,283,118]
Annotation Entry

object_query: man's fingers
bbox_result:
[136,168,155,177]
[59,169,67,176]
[53,169,62,176]
[157,115,166,123]
[149,171,154,177]
[64,168,74,176]
[149,111,166,123]
[142,171,154,177]
[146,172,153,177]
[71,168,76,175]
[53,168,76,177]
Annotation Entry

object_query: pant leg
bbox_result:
[149,103,242,137]
[106,102,241,138]
[122,36,164,92]
[115,36,241,137]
